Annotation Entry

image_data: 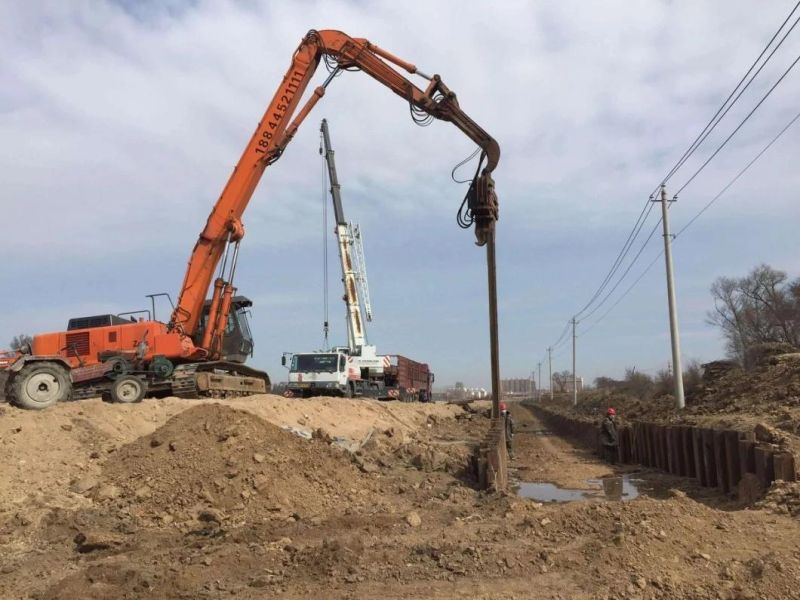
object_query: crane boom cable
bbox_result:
[321,132,330,349]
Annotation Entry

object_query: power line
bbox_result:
[676,107,800,237]
[578,106,800,337]
[541,4,800,369]
[577,215,663,323]
[674,50,800,196]
[579,251,664,337]
[573,5,800,327]
[652,1,800,195]
[548,320,572,351]
[573,199,655,319]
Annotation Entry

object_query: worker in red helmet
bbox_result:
[500,402,514,458]
[599,407,619,464]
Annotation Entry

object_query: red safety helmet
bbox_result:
[499,403,508,412]
[607,407,617,416]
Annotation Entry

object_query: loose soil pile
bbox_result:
[563,352,800,425]
[98,404,369,524]
[2,396,800,598]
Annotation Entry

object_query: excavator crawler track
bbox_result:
[170,362,270,399]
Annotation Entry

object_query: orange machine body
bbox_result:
[30,321,199,369]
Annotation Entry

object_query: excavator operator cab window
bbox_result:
[234,306,254,349]
[196,296,255,364]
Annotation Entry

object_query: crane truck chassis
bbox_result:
[283,348,433,402]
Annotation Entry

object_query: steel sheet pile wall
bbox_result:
[477,417,508,492]
[526,403,796,498]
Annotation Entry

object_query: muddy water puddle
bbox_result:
[517,475,644,503]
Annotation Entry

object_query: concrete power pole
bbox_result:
[537,362,542,401]
[547,347,553,400]
[571,317,577,406]
[655,185,685,409]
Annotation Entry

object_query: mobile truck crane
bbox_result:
[0,29,499,410]
[284,119,434,401]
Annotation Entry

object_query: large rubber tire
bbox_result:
[110,376,147,404]
[0,371,9,403]
[12,362,72,410]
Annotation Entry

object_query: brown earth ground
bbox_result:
[1,395,799,599]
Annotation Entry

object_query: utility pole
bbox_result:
[537,361,542,402]
[571,317,577,406]
[547,347,553,400]
[655,185,685,409]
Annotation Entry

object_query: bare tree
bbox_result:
[9,334,33,351]
[683,359,703,396]
[594,376,620,390]
[654,368,672,397]
[707,264,799,365]
[551,370,572,393]
[624,368,653,400]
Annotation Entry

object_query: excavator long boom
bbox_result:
[169,29,500,359]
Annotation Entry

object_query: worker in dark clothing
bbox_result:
[500,402,514,458]
[599,407,619,464]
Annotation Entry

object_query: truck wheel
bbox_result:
[12,362,72,410]
[0,371,9,403]
[110,375,147,404]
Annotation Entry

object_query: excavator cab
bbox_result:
[195,296,255,364]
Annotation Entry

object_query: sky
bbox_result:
[1,0,799,389]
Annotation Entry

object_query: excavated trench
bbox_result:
[508,403,723,506]
[518,401,797,503]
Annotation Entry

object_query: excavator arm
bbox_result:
[170,29,500,360]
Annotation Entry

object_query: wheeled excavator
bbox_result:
[0,29,500,410]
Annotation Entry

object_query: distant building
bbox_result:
[552,375,584,394]
[501,378,534,397]
[438,385,488,402]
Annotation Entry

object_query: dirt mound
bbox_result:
[757,481,800,518]
[97,403,368,524]
[548,353,800,429]
[351,412,487,480]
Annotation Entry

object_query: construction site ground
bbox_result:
[2,396,800,599]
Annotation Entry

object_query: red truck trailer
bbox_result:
[383,355,434,402]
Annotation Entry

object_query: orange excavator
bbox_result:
[0,29,500,409]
